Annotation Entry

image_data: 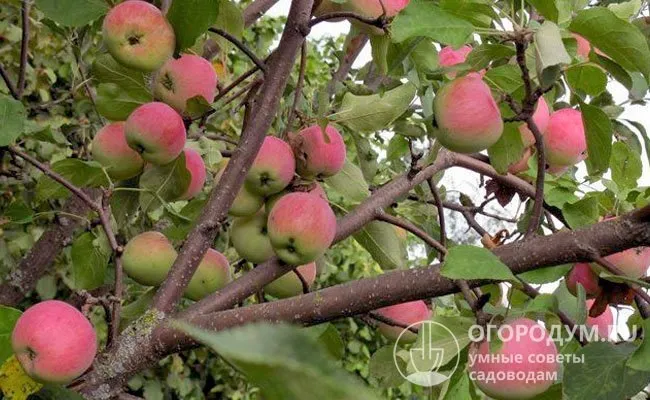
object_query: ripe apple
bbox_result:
[245,136,296,197]
[267,192,337,265]
[434,73,503,153]
[374,300,431,343]
[264,262,317,298]
[102,0,175,72]
[153,54,218,117]
[91,122,144,180]
[519,96,551,148]
[231,211,276,264]
[185,249,231,301]
[265,182,328,212]
[605,246,650,278]
[566,262,602,298]
[291,124,347,179]
[543,108,587,167]
[125,102,186,165]
[469,318,558,400]
[179,148,206,200]
[12,300,97,384]
[585,299,613,340]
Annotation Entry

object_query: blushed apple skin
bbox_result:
[519,96,551,147]
[153,54,218,117]
[185,249,231,301]
[245,136,296,197]
[543,108,587,167]
[434,74,503,153]
[231,211,276,264]
[439,45,473,67]
[267,192,337,265]
[122,231,177,286]
[125,102,186,165]
[11,300,97,384]
[468,318,558,400]
[585,299,613,340]
[179,148,207,200]
[292,125,347,179]
[264,262,317,298]
[91,122,144,180]
[102,0,175,72]
[566,262,602,298]
[346,0,410,18]
[508,147,532,175]
[605,246,650,278]
[374,300,431,343]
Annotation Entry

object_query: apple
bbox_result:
[374,300,431,343]
[245,136,296,197]
[519,96,551,148]
[291,124,346,179]
[566,262,602,298]
[179,148,206,200]
[585,299,613,340]
[185,249,231,301]
[125,102,186,165]
[267,192,337,265]
[122,231,177,286]
[469,318,558,400]
[434,73,503,153]
[264,262,317,298]
[543,108,587,167]
[231,211,276,264]
[102,0,175,72]
[91,122,144,180]
[153,54,218,117]
[12,300,97,384]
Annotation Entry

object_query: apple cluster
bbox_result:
[433,45,588,177]
[93,1,218,201]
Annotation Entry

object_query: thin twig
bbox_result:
[292,268,310,294]
[375,212,446,256]
[283,41,307,138]
[17,0,30,97]
[0,62,19,99]
[427,179,447,257]
[208,28,268,74]
[309,11,388,31]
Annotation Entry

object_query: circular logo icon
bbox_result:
[392,320,461,387]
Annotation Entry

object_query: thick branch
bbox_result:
[243,0,281,27]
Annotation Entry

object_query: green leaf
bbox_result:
[0,306,22,364]
[524,293,559,314]
[611,141,642,191]
[324,159,370,203]
[534,21,571,77]
[391,2,474,47]
[466,43,516,71]
[353,221,407,270]
[526,0,559,22]
[484,64,523,94]
[119,288,156,330]
[330,83,416,133]
[370,34,390,75]
[608,0,642,20]
[439,0,498,28]
[27,384,85,400]
[581,102,612,176]
[139,153,192,212]
[175,322,379,400]
[566,64,608,97]
[570,7,650,82]
[35,0,108,27]
[562,197,598,229]
[96,83,148,121]
[410,315,474,368]
[518,264,572,284]
[168,0,220,51]
[627,318,650,371]
[35,159,109,201]
[487,123,525,175]
[71,232,110,290]
[352,134,378,182]
[592,53,633,89]
[212,0,244,52]
[368,346,404,388]
[0,94,26,146]
[304,324,345,360]
[441,245,515,281]
[564,342,650,400]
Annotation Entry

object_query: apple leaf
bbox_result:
[440,245,515,281]
[0,94,26,146]
[0,307,21,365]
[581,102,613,176]
[71,231,111,290]
[168,0,220,51]
[353,221,407,270]
[392,1,474,47]
[35,159,109,201]
[174,322,379,400]
[35,0,108,27]
[139,153,192,212]
[487,122,525,175]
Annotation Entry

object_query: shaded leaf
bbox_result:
[0,94,26,146]
[581,102,612,176]
[0,306,21,365]
[487,122,525,175]
[71,232,110,290]
[324,159,370,203]
[353,221,407,270]
[441,245,515,281]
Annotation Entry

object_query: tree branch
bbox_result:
[0,62,19,99]
[375,211,446,256]
[243,0,281,27]
[283,41,307,138]
[326,32,368,97]
[208,28,268,74]
[17,0,30,97]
